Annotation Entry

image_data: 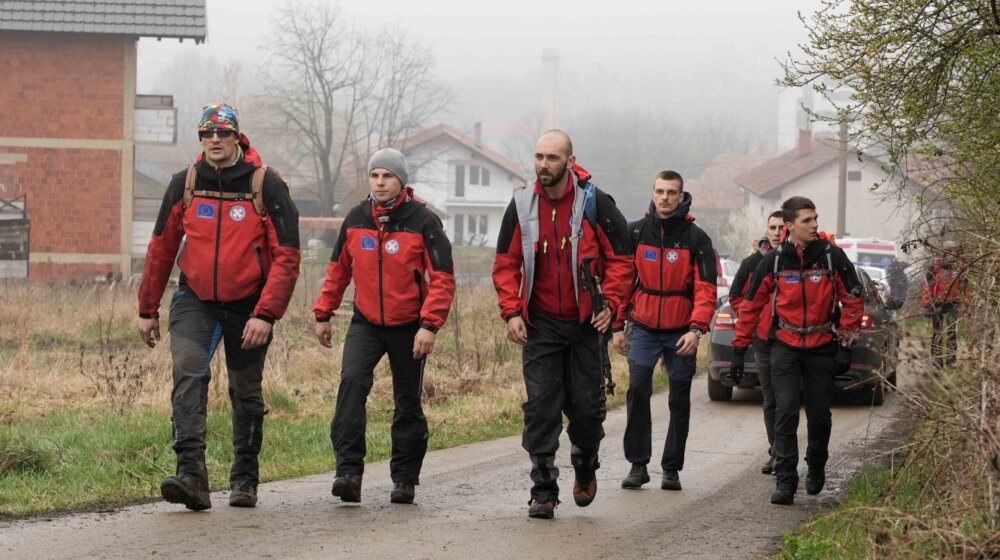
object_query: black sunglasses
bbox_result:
[198,129,235,140]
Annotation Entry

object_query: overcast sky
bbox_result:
[139,0,824,148]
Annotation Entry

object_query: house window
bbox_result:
[453,215,465,245]
[466,214,488,235]
[848,170,862,181]
[481,167,490,186]
[455,164,465,197]
[469,165,480,185]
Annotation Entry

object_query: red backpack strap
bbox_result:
[251,164,268,216]
[182,164,197,210]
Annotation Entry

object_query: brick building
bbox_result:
[0,1,205,280]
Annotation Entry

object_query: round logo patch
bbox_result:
[810,275,822,283]
[229,206,246,222]
[666,250,679,263]
[385,239,400,254]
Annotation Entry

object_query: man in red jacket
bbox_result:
[732,196,863,505]
[493,130,633,519]
[728,210,783,475]
[313,148,455,506]
[137,102,301,511]
[921,240,966,367]
[615,171,718,492]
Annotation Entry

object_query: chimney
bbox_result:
[797,129,812,156]
[474,122,482,146]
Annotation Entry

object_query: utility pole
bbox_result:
[836,118,848,237]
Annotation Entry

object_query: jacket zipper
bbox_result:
[657,225,665,330]
[799,253,807,347]
[213,168,223,301]
[378,226,386,325]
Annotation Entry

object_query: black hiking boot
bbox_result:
[805,469,826,495]
[661,469,682,491]
[229,483,257,508]
[761,456,775,475]
[771,484,796,505]
[621,463,650,489]
[161,474,211,511]
[528,499,555,519]
[331,474,362,503]
[390,482,415,504]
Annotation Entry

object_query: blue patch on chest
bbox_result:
[643,248,658,261]
[360,236,377,251]
[784,275,800,284]
[196,202,215,219]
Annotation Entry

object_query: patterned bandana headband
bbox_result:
[198,102,240,132]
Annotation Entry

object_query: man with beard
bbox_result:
[615,171,718,492]
[492,130,633,519]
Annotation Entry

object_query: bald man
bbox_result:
[493,130,633,519]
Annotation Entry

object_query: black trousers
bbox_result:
[770,343,835,488]
[168,289,269,487]
[753,339,776,457]
[521,311,607,503]
[331,321,428,484]
[930,303,959,367]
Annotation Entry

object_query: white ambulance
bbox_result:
[837,237,898,269]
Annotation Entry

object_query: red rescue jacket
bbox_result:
[734,238,863,351]
[619,195,717,332]
[921,259,967,307]
[492,164,633,325]
[313,189,455,330]
[729,238,773,341]
[138,142,301,321]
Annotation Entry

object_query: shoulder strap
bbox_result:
[182,164,197,210]
[251,164,268,216]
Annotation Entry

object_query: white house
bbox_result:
[400,124,527,247]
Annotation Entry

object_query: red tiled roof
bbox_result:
[401,123,526,181]
[735,138,841,196]
[686,153,768,210]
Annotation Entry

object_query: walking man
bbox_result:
[728,210,783,475]
[138,102,301,510]
[313,148,455,505]
[616,171,718,491]
[492,130,633,519]
[922,240,966,367]
[731,196,863,505]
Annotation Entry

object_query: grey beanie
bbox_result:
[367,148,409,186]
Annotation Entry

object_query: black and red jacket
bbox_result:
[493,164,633,325]
[729,238,773,341]
[618,193,717,332]
[921,259,967,307]
[139,144,301,321]
[734,238,863,351]
[313,189,455,330]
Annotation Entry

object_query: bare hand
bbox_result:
[591,306,612,333]
[676,331,700,356]
[241,317,272,350]
[612,330,628,356]
[138,317,160,349]
[413,328,436,359]
[507,316,528,346]
[315,321,333,348]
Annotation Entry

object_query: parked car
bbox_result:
[717,257,739,302]
[706,266,899,405]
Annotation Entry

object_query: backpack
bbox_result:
[182,163,269,216]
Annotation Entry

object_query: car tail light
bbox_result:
[714,311,735,330]
[717,277,729,287]
[859,313,874,332]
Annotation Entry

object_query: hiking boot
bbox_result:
[229,483,257,508]
[573,472,597,507]
[527,499,555,519]
[390,482,415,504]
[661,469,682,491]
[161,474,211,511]
[805,469,826,495]
[761,456,775,475]
[621,463,650,489]
[331,474,362,503]
[771,484,796,505]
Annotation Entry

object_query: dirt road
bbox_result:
[0,374,903,560]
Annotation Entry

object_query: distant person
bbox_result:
[922,240,966,367]
[138,102,301,510]
[492,130,633,519]
[615,171,717,492]
[731,196,863,505]
[886,256,910,310]
[727,210,783,475]
[313,148,455,505]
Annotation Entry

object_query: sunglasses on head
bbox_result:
[198,129,236,140]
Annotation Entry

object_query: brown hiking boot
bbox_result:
[390,482,415,504]
[331,474,362,503]
[528,499,555,519]
[229,483,257,508]
[161,474,211,511]
[573,474,597,507]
